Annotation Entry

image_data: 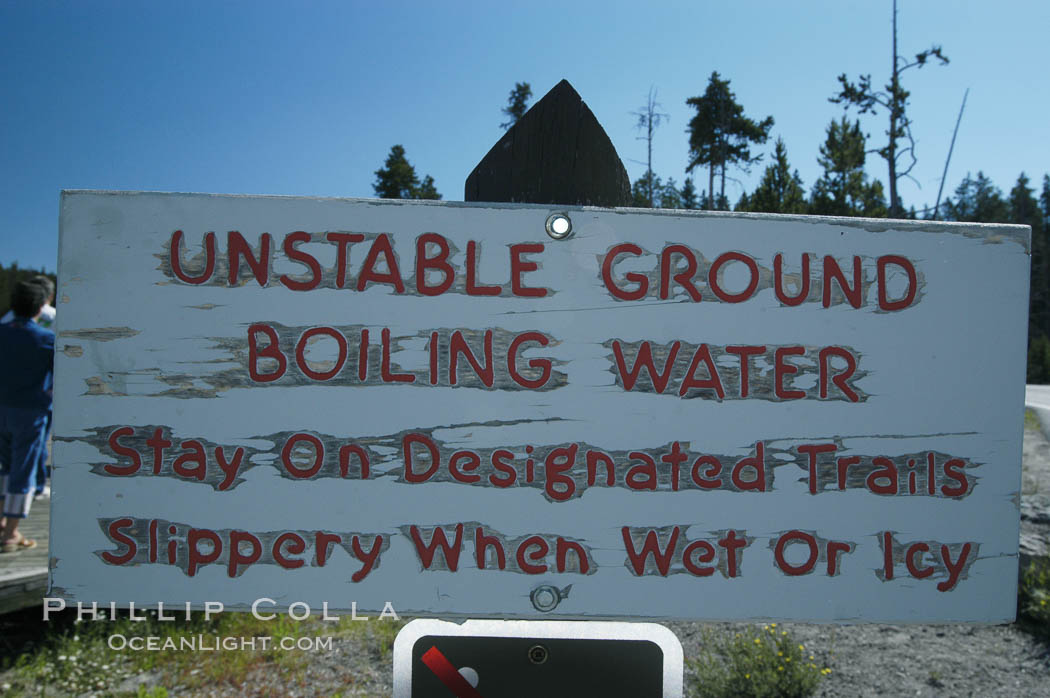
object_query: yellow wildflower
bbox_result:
[778,666,784,671]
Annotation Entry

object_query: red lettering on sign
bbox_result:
[101,518,137,565]
[517,536,550,574]
[409,524,464,571]
[403,433,440,483]
[622,526,679,577]
[774,530,819,575]
[416,233,454,296]
[227,530,262,577]
[507,332,552,389]
[718,530,747,578]
[381,328,415,383]
[819,346,859,402]
[282,433,324,479]
[906,542,934,579]
[314,532,341,567]
[659,245,702,301]
[726,345,765,397]
[248,323,287,382]
[545,444,578,501]
[351,535,384,582]
[357,233,404,293]
[556,539,590,574]
[273,532,306,569]
[449,451,481,484]
[475,527,506,570]
[942,458,969,497]
[708,252,759,303]
[626,451,658,491]
[173,440,206,481]
[105,427,140,476]
[732,442,766,492]
[799,443,837,494]
[867,457,899,495]
[678,343,725,398]
[602,243,649,300]
[823,255,863,308]
[325,233,364,289]
[228,231,271,287]
[612,340,679,393]
[510,243,547,297]
[877,255,918,311]
[586,450,616,487]
[187,528,222,577]
[280,231,322,291]
[466,241,501,296]
[774,253,810,306]
[774,346,806,400]
[148,426,170,476]
[691,455,723,489]
[339,444,370,480]
[169,230,216,284]
[214,446,244,491]
[682,540,716,577]
[296,327,348,381]
[488,449,517,487]
[449,330,494,387]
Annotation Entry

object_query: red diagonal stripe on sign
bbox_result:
[421,645,483,698]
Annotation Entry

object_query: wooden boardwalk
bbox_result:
[0,494,49,614]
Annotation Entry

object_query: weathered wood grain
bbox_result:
[464,80,630,206]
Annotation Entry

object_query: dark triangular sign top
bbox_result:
[465,79,630,207]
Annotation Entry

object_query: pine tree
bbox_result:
[810,118,887,217]
[501,82,532,130]
[747,138,807,214]
[632,170,662,207]
[1012,173,1049,352]
[373,145,441,200]
[686,72,774,209]
[660,178,683,209]
[680,178,699,210]
[415,175,441,200]
[940,172,1008,222]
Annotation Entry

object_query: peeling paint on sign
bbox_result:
[50,192,1029,623]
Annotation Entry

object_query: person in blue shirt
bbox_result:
[0,281,55,552]
[0,275,55,500]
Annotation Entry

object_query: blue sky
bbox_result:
[2,0,1047,273]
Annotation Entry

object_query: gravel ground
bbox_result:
[5,425,1049,697]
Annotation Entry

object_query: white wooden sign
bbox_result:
[51,191,1029,622]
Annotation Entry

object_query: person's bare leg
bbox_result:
[1,516,20,546]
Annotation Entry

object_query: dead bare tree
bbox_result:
[632,87,669,207]
[831,0,948,217]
